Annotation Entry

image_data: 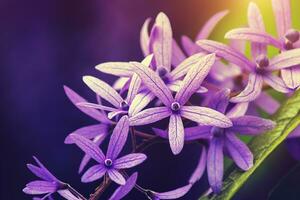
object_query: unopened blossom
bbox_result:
[225,0,300,90]
[23,156,82,200]
[70,116,147,185]
[129,54,232,155]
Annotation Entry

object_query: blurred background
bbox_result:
[1,0,300,199]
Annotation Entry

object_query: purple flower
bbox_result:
[82,55,155,117]
[129,53,232,155]
[23,156,81,200]
[108,172,138,200]
[70,116,147,185]
[225,1,300,90]
[203,89,275,193]
[197,35,300,102]
[64,85,113,173]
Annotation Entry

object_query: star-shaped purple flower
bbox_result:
[225,0,300,90]
[70,116,147,185]
[129,54,232,155]
[63,85,113,173]
[197,89,275,193]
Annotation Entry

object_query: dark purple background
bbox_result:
[1,0,299,199]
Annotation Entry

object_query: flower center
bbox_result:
[120,100,129,111]
[104,159,113,167]
[285,29,300,43]
[171,102,181,112]
[211,127,224,137]
[255,54,269,68]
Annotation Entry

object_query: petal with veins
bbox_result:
[168,114,185,155]
[129,107,172,126]
[230,73,263,103]
[263,73,292,93]
[272,0,291,37]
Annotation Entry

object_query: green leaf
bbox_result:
[200,90,300,200]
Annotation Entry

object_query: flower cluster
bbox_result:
[24,0,300,199]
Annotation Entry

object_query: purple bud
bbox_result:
[157,67,168,78]
[285,29,300,43]
[255,54,269,68]
[284,39,294,50]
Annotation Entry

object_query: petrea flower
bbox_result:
[129,54,232,155]
[198,89,275,193]
[97,13,208,102]
[70,116,147,185]
[81,55,157,118]
[197,36,300,102]
[108,172,138,200]
[23,156,81,200]
[225,0,300,89]
[63,86,113,173]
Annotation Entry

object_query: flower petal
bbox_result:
[140,18,151,56]
[168,80,207,94]
[81,164,106,183]
[23,181,58,195]
[226,102,249,118]
[288,126,300,138]
[196,10,229,40]
[281,66,300,89]
[128,90,156,117]
[230,73,263,103]
[197,40,254,71]
[108,169,126,185]
[263,73,292,93]
[69,134,105,163]
[208,89,230,113]
[247,2,267,57]
[181,35,199,56]
[64,124,108,144]
[151,12,172,71]
[254,92,280,115]
[83,76,123,108]
[32,157,58,182]
[171,39,186,67]
[168,114,185,155]
[108,172,138,200]
[175,54,215,105]
[108,110,127,120]
[225,28,282,49]
[269,48,300,70]
[129,107,172,126]
[153,125,211,141]
[27,164,51,182]
[225,131,253,170]
[153,184,193,199]
[113,77,130,91]
[114,153,147,169]
[95,62,133,77]
[272,0,291,37]
[63,86,109,123]
[78,135,107,173]
[58,190,81,200]
[189,146,207,184]
[107,116,129,160]
[207,137,224,194]
[169,53,205,80]
[130,62,173,106]
[181,106,232,128]
[76,102,119,112]
[229,115,276,135]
